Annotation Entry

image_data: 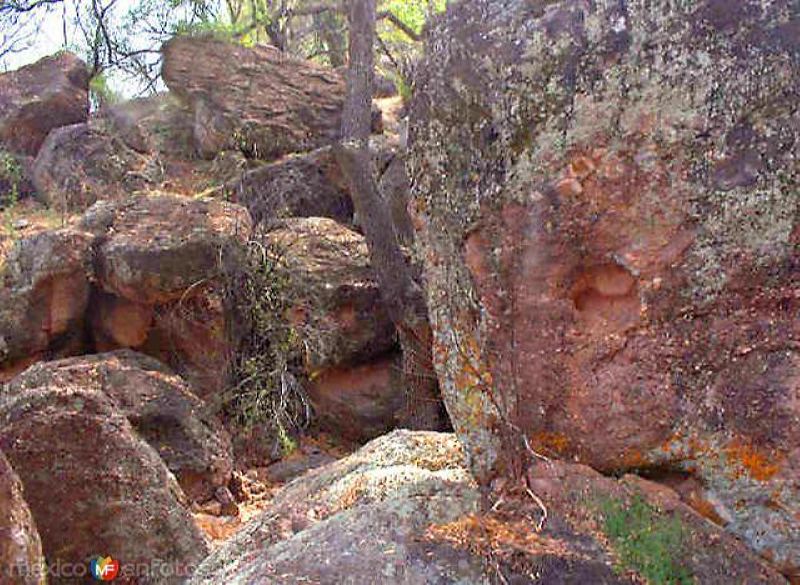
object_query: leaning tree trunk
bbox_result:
[335,0,443,430]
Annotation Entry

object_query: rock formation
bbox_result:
[409,0,799,574]
[0,382,209,583]
[0,450,44,585]
[192,430,786,584]
[7,351,233,502]
[0,52,89,156]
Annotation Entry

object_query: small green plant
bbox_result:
[0,149,21,207]
[601,496,693,585]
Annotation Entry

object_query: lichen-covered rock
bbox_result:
[80,193,252,305]
[189,431,486,584]
[32,121,157,212]
[0,53,89,156]
[261,217,396,370]
[162,37,346,160]
[0,383,209,584]
[7,350,233,502]
[0,450,44,585]
[191,430,784,584]
[409,0,799,573]
[0,229,94,378]
[226,147,354,227]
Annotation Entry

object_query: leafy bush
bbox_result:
[601,496,693,585]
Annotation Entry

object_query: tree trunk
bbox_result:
[336,0,444,430]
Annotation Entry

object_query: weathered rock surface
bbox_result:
[0,383,209,583]
[80,193,251,305]
[409,0,799,574]
[227,147,354,226]
[0,229,94,378]
[7,350,233,502]
[190,431,486,584]
[0,53,89,156]
[0,450,44,585]
[162,36,347,160]
[308,354,406,442]
[105,93,195,158]
[32,121,156,212]
[77,194,250,397]
[263,217,396,370]
[191,431,784,584]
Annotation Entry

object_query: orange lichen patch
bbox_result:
[426,514,575,560]
[528,431,571,456]
[620,448,649,468]
[725,441,782,481]
[333,475,368,513]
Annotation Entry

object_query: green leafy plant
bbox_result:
[601,496,693,585]
[0,149,21,207]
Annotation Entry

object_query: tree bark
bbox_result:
[336,0,443,430]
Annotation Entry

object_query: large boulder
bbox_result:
[32,121,157,212]
[79,194,251,398]
[226,147,354,227]
[0,450,44,585]
[0,53,89,156]
[0,382,209,583]
[0,229,94,379]
[7,351,233,502]
[261,217,396,371]
[191,430,784,584]
[162,36,347,160]
[80,193,252,305]
[408,0,799,574]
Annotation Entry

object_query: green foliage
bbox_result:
[380,0,445,37]
[220,238,310,450]
[0,149,21,206]
[601,496,693,585]
[89,74,122,107]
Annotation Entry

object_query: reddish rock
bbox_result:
[260,217,396,371]
[162,37,346,160]
[0,383,209,582]
[309,354,406,442]
[80,193,252,305]
[140,284,230,399]
[0,52,89,156]
[32,121,155,212]
[409,0,799,572]
[7,350,233,502]
[0,450,44,585]
[0,229,94,376]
